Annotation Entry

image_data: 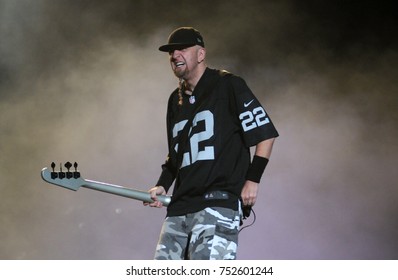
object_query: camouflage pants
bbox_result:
[154,207,241,260]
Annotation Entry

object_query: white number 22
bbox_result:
[239,106,269,132]
[173,110,215,168]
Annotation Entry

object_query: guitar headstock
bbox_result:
[41,162,84,191]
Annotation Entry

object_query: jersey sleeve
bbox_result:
[156,155,176,192]
[229,75,279,147]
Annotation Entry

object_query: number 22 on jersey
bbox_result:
[239,106,269,132]
[172,110,215,168]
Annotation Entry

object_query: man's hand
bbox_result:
[144,186,166,208]
[241,180,259,206]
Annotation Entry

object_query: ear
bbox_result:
[197,47,206,63]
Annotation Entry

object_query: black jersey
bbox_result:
[157,68,279,217]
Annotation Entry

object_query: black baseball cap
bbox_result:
[159,27,205,52]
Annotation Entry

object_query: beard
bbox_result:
[173,65,188,79]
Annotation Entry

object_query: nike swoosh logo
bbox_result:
[244,99,254,107]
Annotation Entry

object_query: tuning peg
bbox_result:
[65,161,73,179]
[73,162,80,178]
[65,162,72,170]
[50,162,58,179]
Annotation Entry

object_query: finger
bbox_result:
[243,199,250,206]
[143,201,153,207]
[244,199,255,206]
[149,201,163,208]
[150,191,158,201]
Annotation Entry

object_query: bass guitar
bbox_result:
[41,162,171,206]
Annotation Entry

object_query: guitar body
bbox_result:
[41,166,171,206]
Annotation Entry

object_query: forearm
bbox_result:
[156,155,177,193]
[241,137,276,206]
[245,138,276,183]
[254,137,275,159]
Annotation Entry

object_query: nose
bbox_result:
[169,49,181,57]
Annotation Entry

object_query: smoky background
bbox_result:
[0,0,397,259]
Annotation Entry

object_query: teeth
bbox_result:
[175,62,185,67]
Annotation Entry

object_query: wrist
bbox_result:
[246,155,269,183]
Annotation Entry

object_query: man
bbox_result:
[144,27,279,260]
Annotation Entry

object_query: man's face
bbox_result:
[169,46,203,80]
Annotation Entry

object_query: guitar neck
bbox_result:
[83,179,171,206]
[41,166,170,206]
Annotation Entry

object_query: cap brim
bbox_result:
[158,43,195,52]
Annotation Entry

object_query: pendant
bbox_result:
[189,95,196,104]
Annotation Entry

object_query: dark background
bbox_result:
[1,0,397,259]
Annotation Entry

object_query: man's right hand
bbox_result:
[144,186,166,208]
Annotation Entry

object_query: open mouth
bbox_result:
[175,61,185,68]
